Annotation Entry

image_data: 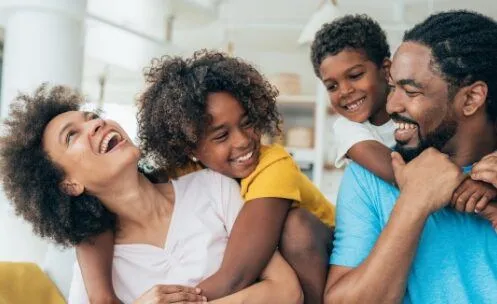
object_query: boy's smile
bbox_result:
[319,49,390,126]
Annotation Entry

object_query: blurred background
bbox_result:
[0,0,495,301]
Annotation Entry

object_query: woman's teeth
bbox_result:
[394,122,417,130]
[99,131,122,154]
[235,151,253,163]
[345,98,365,111]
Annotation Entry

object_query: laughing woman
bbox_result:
[0,84,302,304]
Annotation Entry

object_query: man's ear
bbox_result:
[59,179,84,196]
[459,81,488,117]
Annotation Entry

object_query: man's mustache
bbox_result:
[390,113,419,126]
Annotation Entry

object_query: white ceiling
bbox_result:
[82,0,497,105]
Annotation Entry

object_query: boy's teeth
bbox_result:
[346,98,365,111]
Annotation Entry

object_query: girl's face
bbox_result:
[193,92,261,179]
[43,111,140,196]
[319,49,391,125]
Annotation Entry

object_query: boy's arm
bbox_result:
[196,197,292,300]
[346,140,395,183]
[75,230,120,304]
[209,251,303,304]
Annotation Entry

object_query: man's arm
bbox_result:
[324,149,464,303]
[210,251,303,304]
[197,197,291,300]
[324,194,429,303]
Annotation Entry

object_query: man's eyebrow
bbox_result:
[397,79,424,89]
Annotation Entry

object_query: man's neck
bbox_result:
[444,118,497,167]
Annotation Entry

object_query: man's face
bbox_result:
[387,42,458,162]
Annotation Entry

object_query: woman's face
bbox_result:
[42,111,140,196]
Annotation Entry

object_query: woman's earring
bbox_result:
[191,156,198,162]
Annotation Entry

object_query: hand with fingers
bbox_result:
[451,177,497,214]
[471,151,497,188]
[133,285,207,304]
[450,177,497,229]
[391,148,465,215]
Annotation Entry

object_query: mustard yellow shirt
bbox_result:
[240,144,336,227]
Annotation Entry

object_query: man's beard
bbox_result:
[394,119,458,163]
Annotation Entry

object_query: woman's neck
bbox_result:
[98,173,174,232]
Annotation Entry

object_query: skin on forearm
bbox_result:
[324,193,431,304]
[209,252,303,304]
[347,141,395,183]
[75,230,119,304]
[197,197,291,300]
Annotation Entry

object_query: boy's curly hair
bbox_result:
[138,50,281,175]
[310,14,391,76]
[0,84,116,246]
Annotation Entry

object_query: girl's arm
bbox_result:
[75,230,120,304]
[197,197,292,300]
[209,251,303,304]
[346,140,395,183]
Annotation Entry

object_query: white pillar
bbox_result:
[0,0,87,118]
[0,0,86,265]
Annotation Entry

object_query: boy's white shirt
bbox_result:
[331,116,396,168]
[68,169,244,304]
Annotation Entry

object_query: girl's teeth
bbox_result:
[236,151,253,162]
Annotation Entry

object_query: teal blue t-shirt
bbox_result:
[330,162,497,303]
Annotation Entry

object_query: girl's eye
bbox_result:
[66,131,77,145]
[213,132,228,142]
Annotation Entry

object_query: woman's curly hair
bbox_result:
[138,50,281,175]
[0,84,116,246]
[310,14,391,77]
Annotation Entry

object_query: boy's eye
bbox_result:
[326,84,338,92]
[350,72,364,79]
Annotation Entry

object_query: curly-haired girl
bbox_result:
[78,50,336,304]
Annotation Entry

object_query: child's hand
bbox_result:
[478,202,497,230]
[133,285,207,304]
[471,151,497,188]
[451,178,497,213]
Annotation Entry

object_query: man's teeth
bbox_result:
[99,131,122,154]
[394,122,417,130]
[234,151,253,163]
[345,98,365,111]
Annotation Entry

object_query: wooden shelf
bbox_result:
[285,146,315,164]
[276,95,315,108]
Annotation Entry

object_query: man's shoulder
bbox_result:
[340,162,397,203]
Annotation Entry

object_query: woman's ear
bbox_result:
[59,179,84,196]
[460,81,488,117]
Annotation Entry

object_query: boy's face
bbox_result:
[319,49,390,124]
[193,92,261,179]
